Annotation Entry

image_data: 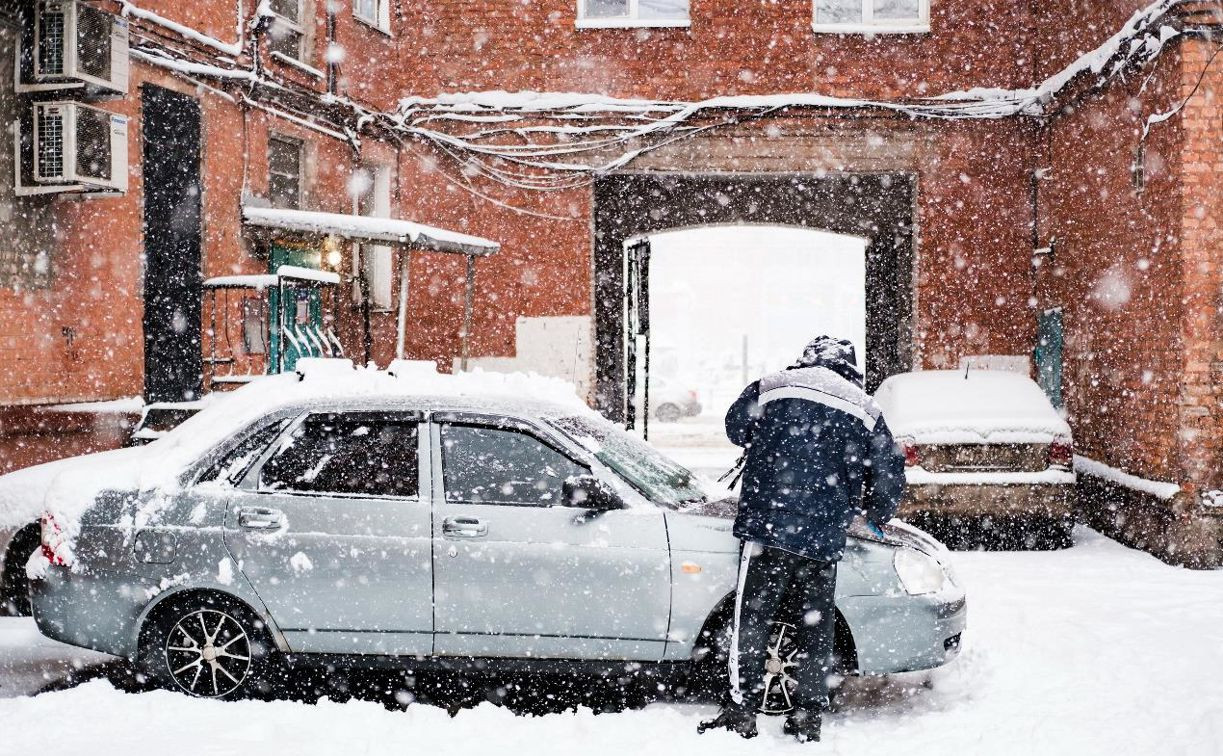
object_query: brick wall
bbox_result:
[1036,40,1187,482]
[1177,35,1223,494]
[406,0,1038,98]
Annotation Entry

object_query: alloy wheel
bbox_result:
[759,621,800,714]
[164,608,253,697]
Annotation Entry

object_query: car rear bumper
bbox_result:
[901,482,1076,518]
[30,566,142,658]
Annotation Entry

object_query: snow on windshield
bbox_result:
[550,415,708,508]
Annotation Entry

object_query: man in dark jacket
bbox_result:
[698,335,906,743]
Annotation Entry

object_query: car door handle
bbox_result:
[237,506,284,530]
[442,516,488,539]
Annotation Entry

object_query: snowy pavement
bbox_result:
[0,528,1220,754]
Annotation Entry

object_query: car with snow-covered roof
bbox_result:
[874,369,1076,544]
[2,361,965,709]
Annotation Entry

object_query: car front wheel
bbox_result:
[140,597,272,698]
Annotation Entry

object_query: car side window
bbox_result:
[196,419,290,486]
[259,414,420,498]
[440,423,587,507]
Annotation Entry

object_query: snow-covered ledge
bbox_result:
[575,18,691,29]
[1074,455,1182,501]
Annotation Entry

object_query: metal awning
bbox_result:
[241,205,500,256]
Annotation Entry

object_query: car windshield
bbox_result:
[549,415,707,509]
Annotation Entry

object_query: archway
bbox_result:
[593,172,916,423]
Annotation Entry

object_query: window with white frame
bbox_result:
[354,0,391,33]
[268,135,303,209]
[576,0,690,28]
[813,0,929,33]
[267,0,306,59]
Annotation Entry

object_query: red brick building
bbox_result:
[0,0,1219,564]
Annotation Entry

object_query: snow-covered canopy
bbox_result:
[203,265,342,290]
[875,370,1071,445]
[242,206,500,256]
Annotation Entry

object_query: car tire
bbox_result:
[655,403,682,423]
[1,524,40,617]
[139,594,274,699]
[689,612,850,715]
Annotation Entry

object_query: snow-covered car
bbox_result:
[6,367,965,707]
[651,382,702,423]
[874,369,1076,536]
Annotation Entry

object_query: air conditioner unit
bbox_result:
[14,101,129,196]
[16,0,130,95]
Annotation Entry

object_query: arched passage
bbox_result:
[593,172,916,422]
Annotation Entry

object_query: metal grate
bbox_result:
[36,1,65,77]
[74,2,112,81]
[36,106,65,180]
[74,106,110,181]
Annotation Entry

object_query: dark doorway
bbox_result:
[141,85,203,402]
[593,173,915,422]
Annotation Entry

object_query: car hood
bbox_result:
[677,496,946,555]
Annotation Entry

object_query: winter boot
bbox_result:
[783,707,822,743]
[697,702,758,739]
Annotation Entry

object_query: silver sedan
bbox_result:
[18,392,966,708]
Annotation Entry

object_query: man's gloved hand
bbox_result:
[865,520,887,539]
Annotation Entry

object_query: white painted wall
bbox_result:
[457,316,594,401]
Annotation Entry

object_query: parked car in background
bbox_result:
[652,381,702,422]
[874,369,1076,547]
[126,401,208,446]
[7,367,964,708]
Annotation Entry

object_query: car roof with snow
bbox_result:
[874,369,1071,444]
[0,363,600,531]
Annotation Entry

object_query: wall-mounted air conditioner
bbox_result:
[16,0,130,95]
[14,101,129,196]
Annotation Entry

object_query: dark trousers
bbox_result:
[728,541,838,712]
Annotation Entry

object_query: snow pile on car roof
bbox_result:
[0,364,592,538]
[875,370,1071,444]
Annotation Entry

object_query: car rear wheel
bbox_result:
[140,596,272,699]
[655,403,682,423]
[1,524,40,616]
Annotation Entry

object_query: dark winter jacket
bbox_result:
[725,337,906,563]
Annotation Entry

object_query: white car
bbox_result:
[874,369,1076,544]
[5,365,965,709]
[651,383,701,423]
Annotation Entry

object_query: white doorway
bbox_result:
[641,225,868,478]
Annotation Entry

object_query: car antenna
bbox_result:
[964,360,971,379]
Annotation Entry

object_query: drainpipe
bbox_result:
[395,249,411,359]
[325,3,338,95]
[461,254,474,371]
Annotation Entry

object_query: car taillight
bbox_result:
[40,514,70,568]
[1048,437,1074,469]
[900,439,922,467]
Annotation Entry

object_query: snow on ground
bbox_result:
[0,618,112,699]
[1,528,1219,755]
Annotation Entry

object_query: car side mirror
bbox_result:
[563,474,622,512]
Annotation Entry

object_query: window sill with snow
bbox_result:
[811,22,930,35]
[575,18,691,29]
